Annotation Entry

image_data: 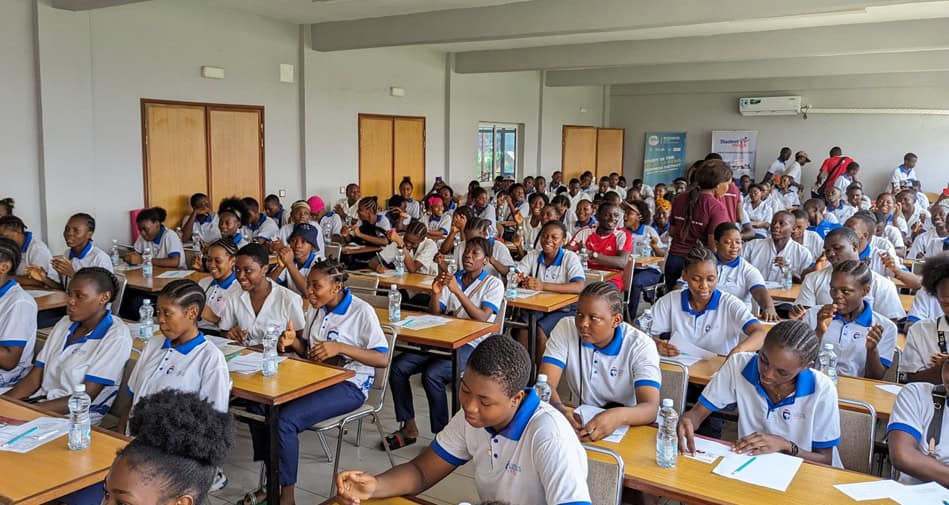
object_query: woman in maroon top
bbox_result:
[664,160,733,289]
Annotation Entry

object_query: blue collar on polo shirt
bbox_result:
[211,272,237,289]
[486,388,540,441]
[274,207,284,224]
[197,214,213,225]
[859,244,871,260]
[151,226,166,245]
[488,237,496,248]
[250,214,267,231]
[834,301,873,327]
[628,224,646,236]
[232,233,244,245]
[899,164,912,174]
[830,201,845,211]
[655,221,670,234]
[65,310,114,349]
[161,332,206,355]
[717,254,740,268]
[327,288,353,315]
[456,268,488,292]
[0,279,16,298]
[295,250,317,270]
[680,289,722,316]
[69,240,93,260]
[21,232,32,253]
[539,248,565,267]
[577,217,596,228]
[742,354,816,412]
[582,325,624,356]
[514,200,525,208]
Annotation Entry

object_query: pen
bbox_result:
[730,456,757,475]
[3,426,38,447]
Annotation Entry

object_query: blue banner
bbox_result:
[643,132,687,186]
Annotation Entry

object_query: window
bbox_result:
[477,123,519,182]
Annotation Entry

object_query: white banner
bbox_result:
[711,130,758,180]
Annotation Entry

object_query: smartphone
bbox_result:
[942,187,949,197]
[435,176,444,183]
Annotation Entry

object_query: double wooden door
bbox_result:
[359,114,426,201]
[562,125,625,182]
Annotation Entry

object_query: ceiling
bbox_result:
[205,0,533,23]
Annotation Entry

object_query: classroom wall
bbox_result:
[540,84,605,176]
[610,75,949,195]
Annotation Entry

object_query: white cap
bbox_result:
[537,374,548,383]
[142,299,151,305]
[74,384,86,393]
[661,398,673,408]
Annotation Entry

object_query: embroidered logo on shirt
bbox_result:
[504,462,523,475]
[609,367,619,377]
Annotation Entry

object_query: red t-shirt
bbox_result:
[570,228,632,289]
[669,191,729,256]
[819,156,854,190]
[720,182,741,224]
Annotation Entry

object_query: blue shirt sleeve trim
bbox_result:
[167,252,181,257]
[742,319,760,333]
[541,356,566,369]
[482,301,499,314]
[560,502,593,505]
[881,357,892,368]
[0,340,27,347]
[371,346,390,353]
[811,438,840,449]
[431,440,468,466]
[439,301,447,314]
[35,360,45,368]
[125,386,134,398]
[634,379,661,390]
[749,284,765,293]
[698,395,720,412]
[84,374,116,386]
[906,316,920,323]
[887,422,922,442]
[569,276,586,282]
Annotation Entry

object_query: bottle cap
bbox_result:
[661,398,673,408]
[74,384,86,393]
[142,299,151,305]
[390,284,398,290]
[536,374,547,383]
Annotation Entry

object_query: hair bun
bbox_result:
[128,390,233,467]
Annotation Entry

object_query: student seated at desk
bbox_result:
[437,205,474,256]
[386,195,412,234]
[571,199,597,237]
[310,195,343,244]
[4,267,132,425]
[217,197,251,249]
[445,218,514,279]
[896,188,929,239]
[511,192,549,251]
[192,239,240,334]
[386,237,504,450]
[0,215,53,288]
[270,223,321,296]
[568,202,632,292]
[469,187,497,234]
[710,223,779,321]
[803,198,842,239]
[887,359,949,486]
[845,212,916,287]
[241,260,389,505]
[181,192,222,245]
[0,238,37,392]
[624,200,667,318]
[217,244,304,345]
[242,197,279,243]
[399,177,422,220]
[276,200,321,247]
[678,320,842,466]
[373,221,438,276]
[264,193,289,227]
[30,213,114,290]
[499,221,585,360]
[335,183,361,222]
[340,197,390,247]
[908,204,949,259]
[900,255,949,384]
[422,196,452,241]
[791,209,825,261]
[651,246,767,357]
[742,211,814,284]
[825,187,856,224]
[127,207,185,269]
[540,282,660,440]
[337,335,591,505]
[791,260,896,380]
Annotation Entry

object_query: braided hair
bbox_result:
[158,279,207,318]
[72,266,118,303]
[580,281,624,316]
[834,259,873,287]
[764,320,820,368]
[0,237,22,274]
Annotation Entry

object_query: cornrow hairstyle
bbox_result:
[70,212,96,232]
[158,279,207,317]
[921,254,949,296]
[218,197,250,226]
[236,243,270,267]
[310,258,349,284]
[190,193,208,207]
[241,197,260,211]
[765,320,820,368]
[581,281,624,316]
[136,207,168,224]
[0,215,27,233]
[679,160,732,240]
[0,237,22,273]
[465,236,492,258]
[358,196,379,214]
[628,199,651,225]
[684,245,717,270]
[714,222,741,241]
[464,217,486,235]
[834,259,872,287]
[454,205,474,222]
[72,266,118,303]
[122,390,233,505]
[404,220,427,238]
[465,334,530,397]
[207,238,238,258]
[826,226,859,246]
[527,192,549,206]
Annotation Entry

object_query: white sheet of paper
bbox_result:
[891,481,949,505]
[876,384,903,395]
[668,332,718,360]
[226,353,287,374]
[764,281,784,290]
[513,288,541,299]
[126,323,161,338]
[683,437,733,464]
[664,354,704,367]
[834,480,905,501]
[206,335,236,348]
[156,270,196,279]
[395,315,451,330]
[712,452,803,492]
[0,417,69,453]
[573,404,629,443]
[25,290,54,298]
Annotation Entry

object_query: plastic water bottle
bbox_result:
[506,268,518,300]
[533,374,552,403]
[142,246,153,278]
[192,237,202,262]
[388,285,401,322]
[446,257,458,275]
[579,247,590,270]
[521,223,531,250]
[322,221,333,244]
[175,226,183,238]
[262,324,279,377]
[641,241,653,258]
[394,248,405,275]
[453,233,461,250]
[67,384,91,451]
[138,299,154,341]
[819,343,839,386]
[110,239,120,267]
[638,309,654,336]
[783,264,793,291]
[656,398,678,468]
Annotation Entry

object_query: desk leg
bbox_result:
[528,311,538,381]
[266,405,281,504]
[451,348,461,414]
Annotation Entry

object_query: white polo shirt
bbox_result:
[796,267,906,319]
[473,203,497,231]
[780,188,801,209]
[651,289,759,356]
[516,248,586,285]
[886,382,949,484]
[699,352,842,467]
[197,273,242,331]
[244,215,279,242]
[797,230,824,262]
[897,206,930,236]
[381,239,438,276]
[126,332,230,413]
[133,226,185,268]
[16,232,53,277]
[304,290,389,396]
[742,238,814,283]
[188,213,221,245]
[891,164,919,188]
[438,269,504,347]
[50,241,114,284]
[334,198,359,221]
[881,225,904,252]
[218,280,305,342]
[908,289,941,323]
[827,202,857,224]
[784,161,802,181]
[627,224,663,271]
[35,312,132,425]
[453,238,515,280]
[858,241,902,278]
[713,256,766,308]
[320,212,344,240]
[0,280,37,388]
[423,212,452,235]
[543,320,660,408]
[404,199,422,220]
[908,230,949,258]
[432,389,592,505]
[899,317,949,377]
[743,201,774,237]
[277,250,318,296]
[767,159,786,176]
[802,302,897,378]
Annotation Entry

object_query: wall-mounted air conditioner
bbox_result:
[739,96,802,116]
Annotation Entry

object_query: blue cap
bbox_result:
[289,223,320,248]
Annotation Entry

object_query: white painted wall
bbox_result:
[610,78,949,196]
[541,84,604,176]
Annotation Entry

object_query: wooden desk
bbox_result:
[585,269,619,283]
[0,397,129,505]
[685,355,895,420]
[230,355,354,505]
[374,308,498,413]
[593,425,892,505]
[340,245,382,256]
[360,272,435,292]
[634,256,664,267]
[320,498,434,505]
[771,283,914,312]
[118,266,208,293]
[509,292,579,378]
[30,291,68,311]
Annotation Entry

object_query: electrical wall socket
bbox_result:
[278,189,286,197]
[339,186,346,194]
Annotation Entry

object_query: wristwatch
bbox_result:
[592,252,599,260]
[787,440,800,456]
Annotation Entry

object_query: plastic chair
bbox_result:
[583,445,625,505]
[111,273,128,315]
[881,348,900,384]
[838,398,877,474]
[659,359,689,415]
[348,274,380,296]
[325,242,342,262]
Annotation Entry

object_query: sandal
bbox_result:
[383,429,417,450]
[236,488,267,505]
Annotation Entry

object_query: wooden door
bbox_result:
[596,128,625,178]
[562,125,598,182]
[393,117,426,201]
[143,103,208,228]
[208,108,264,205]
[358,115,395,200]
